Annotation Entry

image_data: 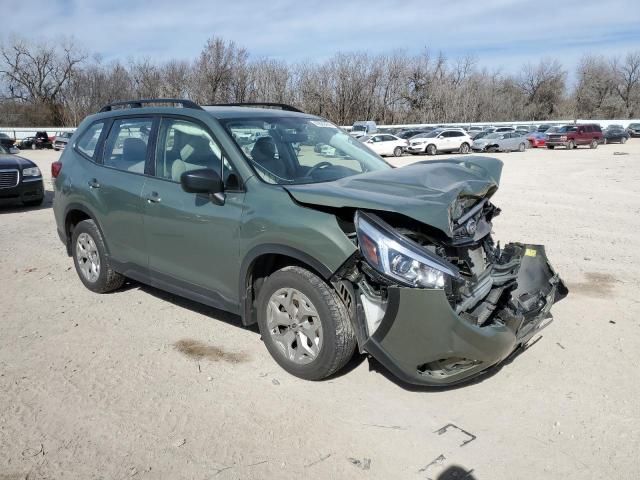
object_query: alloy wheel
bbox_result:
[76,232,101,283]
[266,288,323,365]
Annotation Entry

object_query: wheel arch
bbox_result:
[239,244,334,326]
[63,203,109,257]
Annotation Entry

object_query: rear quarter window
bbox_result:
[75,121,105,160]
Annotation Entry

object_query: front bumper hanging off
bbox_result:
[358,243,568,387]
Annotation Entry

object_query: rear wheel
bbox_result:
[393,146,403,157]
[459,142,470,154]
[426,144,437,156]
[31,143,36,150]
[71,219,125,293]
[589,139,598,149]
[257,266,356,381]
[518,142,526,152]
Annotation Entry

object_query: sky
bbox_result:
[3,0,640,73]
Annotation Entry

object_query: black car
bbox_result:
[0,145,44,206]
[19,131,52,150]
[396,128,434,139]
[627,123,640,138]
[0,132,16,150]
[603,127,629,144]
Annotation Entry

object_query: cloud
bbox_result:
[2,0,639,71]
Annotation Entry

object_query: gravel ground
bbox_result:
[1,141,639,479]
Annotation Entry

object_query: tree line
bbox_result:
[1,36,639,127]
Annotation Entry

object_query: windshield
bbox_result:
[0,145,7,154]
[352,125,366,132]
[221,116,390,185]
[485,133,502,139]
[557,126,577,133]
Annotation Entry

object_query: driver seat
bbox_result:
[250,137,289,179]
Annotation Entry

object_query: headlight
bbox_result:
[22,167,41,177]
[355,211,459,289]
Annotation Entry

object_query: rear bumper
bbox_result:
[0,178,44,203]
[360,244,567,387]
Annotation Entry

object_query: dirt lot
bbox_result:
[1,141,639,479]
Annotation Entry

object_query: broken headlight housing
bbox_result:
[355,211,460,289]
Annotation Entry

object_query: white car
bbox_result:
[407,129,473,155]
[360,134,408,157]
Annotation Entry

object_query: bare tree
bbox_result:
[517,59,566,120]
[612,51,640,117]
[0,37,86,124]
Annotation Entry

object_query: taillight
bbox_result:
[51,161,62,178]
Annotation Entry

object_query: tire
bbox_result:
[426,144,437,156]
[567,140,575,150]
[31,143,36,150]
[393,146,403,157]
[547,145,555,149]
[22,196,44,207]
[603,138,608,145]
[518,142,526,152]
[589,139,598,149]
[621,137,627,144]
[71,219,125,293]
[459,142,470,154]
[54,148,60,151]
[256,266,356,381]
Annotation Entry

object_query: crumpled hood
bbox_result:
[285,156,503,237]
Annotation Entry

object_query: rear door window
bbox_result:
[103,118,153,174]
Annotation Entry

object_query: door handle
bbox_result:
[145,191,162,203]
[88,178,100,189]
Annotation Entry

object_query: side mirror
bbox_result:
[180,168,225,205]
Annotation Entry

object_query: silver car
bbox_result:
[53,131,74,151]
[472,132,528,153]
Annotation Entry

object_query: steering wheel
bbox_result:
[306,161,333,177]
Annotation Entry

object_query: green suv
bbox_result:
[52,99,567,386]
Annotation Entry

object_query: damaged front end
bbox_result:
[339,206,567,387]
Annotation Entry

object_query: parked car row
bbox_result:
[0,130,76,151]
[357,121,636,157]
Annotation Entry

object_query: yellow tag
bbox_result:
[525,248,537,257]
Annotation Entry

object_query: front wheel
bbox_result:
[71,219,125,293]
[603,138,608,145]
[31,143,36,150]
[567,140,576,150]
[589,139,598,149]
[621,137,627,144]
[257,266,356,381]
[459,143,470,154]
[393,146,403,157]
[426,144,437,156]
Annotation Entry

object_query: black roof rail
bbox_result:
[206,102,304,113]
[99,98,204,113]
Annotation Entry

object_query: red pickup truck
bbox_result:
[546,124,603,149]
